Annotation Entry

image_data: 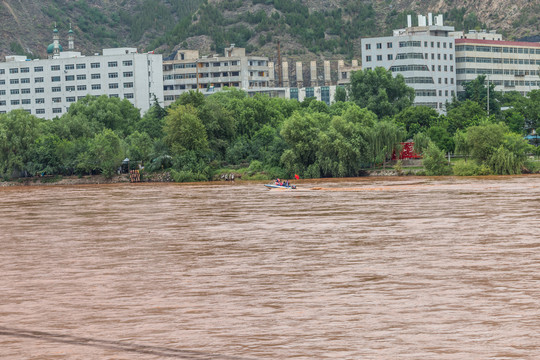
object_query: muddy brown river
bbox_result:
[1,176,540,359]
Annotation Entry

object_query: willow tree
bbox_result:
[368,120,405,168]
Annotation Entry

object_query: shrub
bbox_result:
[452,160,479,176]
[423,142,452,176]
[523,159,540,173]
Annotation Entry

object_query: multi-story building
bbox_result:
[0,27,163,119]
[162,46,271,106]
[452,30,540,96]
[0,48,163,119]
[361,14,457,113]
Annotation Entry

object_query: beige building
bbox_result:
[453,30,540,96]
[162,46,271,106]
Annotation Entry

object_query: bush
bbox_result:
[423,142,452,176]
[523,159,540,173]
[393,160,403,175]
[452,160,479,176]
[170,169,207,182]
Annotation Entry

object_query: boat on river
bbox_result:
[264,183,296,190]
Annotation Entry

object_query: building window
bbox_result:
[365,44,371,50]
[123,60,133,66]
[51,76,61,82]
[0,100,5,104]
[109,94,119,98]
[376,43,382,49]
[91,84,101,90]
[36,98,45,104]
[21,78,30,84]
[91,62,100,68]
[108,61,118,67]
[108,72,118,78]
[388,54,393,60]
[0,90,5,95]
[76,63,86,69]
[21,89,30,94]
[377,55,382,61]
[65,64,74,70]
[65,75,75,81]
[52,86,61,92]
[77,74,86,80]
[21,67,29,73]
[9,68,19,74]
[11,100,20,105]
[66,86,75,92]
[387,42,393,49]
[124,82,133,88]
[123,71,133,77]
[306,87,314,98]
[125,93,134,99]
[52,108,62,114]
[449,43,453,49]
[10,79,19,84]
[431,53,434,60]
[109,83,119,89]
[91,73,101,79]
[36,109,45,114]
[52,97,61,103]
[35,77,44,83]
[366,56,372,62]
[444,65,448,71]
[51,65,60,71]
[77,85,87,91]
[34,66,43,72]
[22,99,31,104]
[10,89,19,95]
[66,97,76,102]
[35,88,44,93]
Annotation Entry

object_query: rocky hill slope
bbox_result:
[0,0,538,61]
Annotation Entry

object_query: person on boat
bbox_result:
[276,178,280,185]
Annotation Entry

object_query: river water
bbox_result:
[1,176,540,359]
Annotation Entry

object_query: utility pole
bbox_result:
[487,75,489,116]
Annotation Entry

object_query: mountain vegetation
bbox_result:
[0,0,538,60]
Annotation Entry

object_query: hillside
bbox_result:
[0,0,538,61]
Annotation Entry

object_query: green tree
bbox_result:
[349,67,415,118]
[413,132,431,155]
[423,142,451,175]
[164,104,209,156]
[459,75,501,115]
[394,106,439,139]
[0,110,43,178]
[368,120,405,168]
[446,99,485,134]
[334,86,347,102]
[77,128,124,178]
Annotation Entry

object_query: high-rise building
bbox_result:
[361,14,457,113]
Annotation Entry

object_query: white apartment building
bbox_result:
[361,14,457,113]
[0,48,163,119]
[162,46,270,106]
[453,30,540,96]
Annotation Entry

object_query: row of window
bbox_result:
[415,89,455,97]
[456,68,538,76]
[0,94,135,109]
[0,82,134,95]
[456,80,540,87]
[456,57,540,65]
[0,60,133,75]
[165,61,241,71]
[456,45,540,54]
[367,53,454,62]
[0,72,134,84]
[366,41,453,50]
[163,71,241,80]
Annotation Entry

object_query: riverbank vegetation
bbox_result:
[1,69,539,183]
